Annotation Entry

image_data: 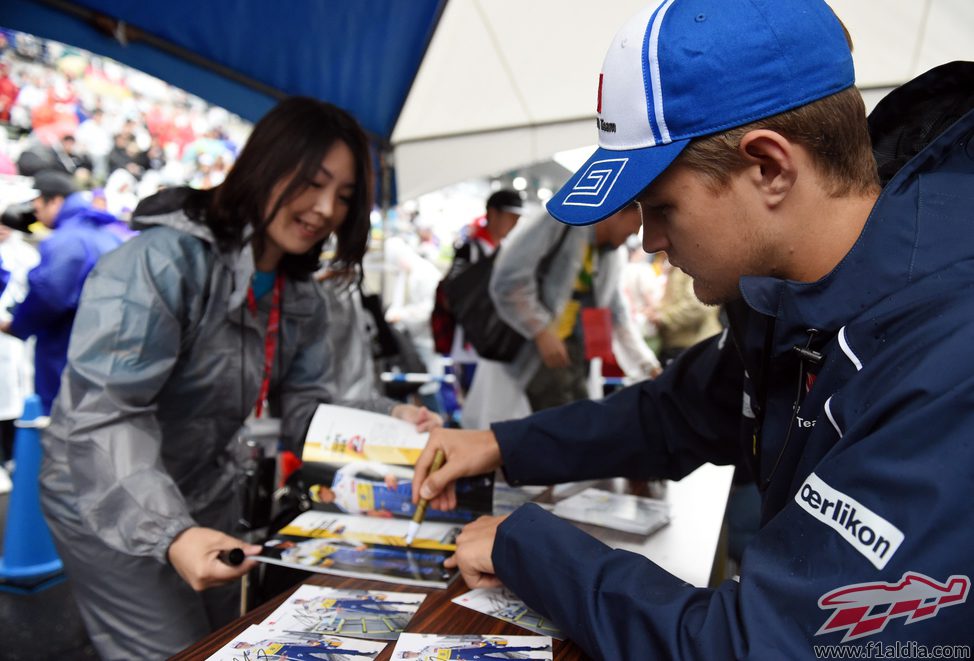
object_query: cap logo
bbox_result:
[563,158,629,208]
[597,73,604,114]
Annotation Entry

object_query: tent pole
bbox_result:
[378,146,394,303]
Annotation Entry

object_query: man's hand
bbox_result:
[535,327,569,368]
[411,428,503,512]
[166,526,262,591]
[445,515,509,589]
[391,404,444,432]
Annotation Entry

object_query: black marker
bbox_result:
[218,548,246,566]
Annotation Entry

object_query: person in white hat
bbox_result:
[412,0,974,657]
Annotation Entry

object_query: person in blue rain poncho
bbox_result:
[3,172,128,413]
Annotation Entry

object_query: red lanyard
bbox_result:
[247,273,283,418]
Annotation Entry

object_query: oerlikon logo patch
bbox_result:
[795,473,904,569]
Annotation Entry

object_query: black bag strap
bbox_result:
[536,225,573,281]
[359,290,399,358]
[443,224,573,316]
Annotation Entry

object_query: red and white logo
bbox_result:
[817,572,969,642]
[348,434,366,454]
[597,73,604,114]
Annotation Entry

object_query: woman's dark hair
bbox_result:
[184,97,373,279]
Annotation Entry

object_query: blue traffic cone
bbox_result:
[0,395,64,593]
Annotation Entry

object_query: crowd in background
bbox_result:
[0,27,724,449]
[0,30,255,467]
[0,28,250,219]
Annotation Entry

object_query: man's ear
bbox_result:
[738,129,797,207]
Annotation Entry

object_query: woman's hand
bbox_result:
[391,404,444,432]
[166,526,262,591]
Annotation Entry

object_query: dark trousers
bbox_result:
[525,331,588,412]
[0,419,15,462]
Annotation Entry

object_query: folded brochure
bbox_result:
[253,510,459,588]
[301,404,493,524]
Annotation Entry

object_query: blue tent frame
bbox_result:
[0,0,449,204]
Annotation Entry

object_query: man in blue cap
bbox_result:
[1,171,128,413]
[412,0,974,657]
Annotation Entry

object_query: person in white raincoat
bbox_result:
[0,224,39,462]
[462,207,659,429]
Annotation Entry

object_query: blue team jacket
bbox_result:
[490,107,974,657]
[9,194,125,413]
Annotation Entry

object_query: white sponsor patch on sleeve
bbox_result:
[795,473,904,570]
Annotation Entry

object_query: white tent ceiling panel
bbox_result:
[916,0,974,76]
[393,0,648,144]
[393,0,974,200]
[829,0,974,88]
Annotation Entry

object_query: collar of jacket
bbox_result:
[736,105,974,358]
[133,207,255,317]
[130,207,316,324]
[225,238,317,326]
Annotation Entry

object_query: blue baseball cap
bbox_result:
[547,0,855,226]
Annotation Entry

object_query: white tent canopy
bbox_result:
[392,0,974,202]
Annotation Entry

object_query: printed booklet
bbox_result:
[389,633,553,660]
[263,585,426,641]
[452,587,564,639]
[253,510,460,588]
[552,487,672,536]
[205,624,387,660]
[301,404,493,524]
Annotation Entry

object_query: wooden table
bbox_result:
[172,463,734,660]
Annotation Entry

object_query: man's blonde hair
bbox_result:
[676,86,880,198]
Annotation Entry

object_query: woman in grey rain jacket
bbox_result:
[39,98,438,660]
